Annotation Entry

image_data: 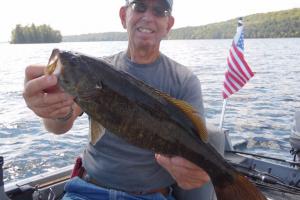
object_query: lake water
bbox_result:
[0,39,300,184]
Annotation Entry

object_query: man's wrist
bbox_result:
[55,106,74,123]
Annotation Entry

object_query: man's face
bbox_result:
[120,0,174,51]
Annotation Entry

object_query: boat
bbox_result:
[2,114,300,200]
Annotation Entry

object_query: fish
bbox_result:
[45,48,266,200]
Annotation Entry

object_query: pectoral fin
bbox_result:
[89,119,105,145]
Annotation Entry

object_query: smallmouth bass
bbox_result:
[46,49,266,200]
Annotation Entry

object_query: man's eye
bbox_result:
[133,3,147,12]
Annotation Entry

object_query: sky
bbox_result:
[1,0,300,42]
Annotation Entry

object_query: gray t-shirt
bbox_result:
[82,51,205,193]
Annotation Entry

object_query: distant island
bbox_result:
[10,24,62,44]
[63,8,300,42]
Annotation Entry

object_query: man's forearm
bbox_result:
[43,117,74,134]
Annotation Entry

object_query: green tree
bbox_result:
[10,24,62,44]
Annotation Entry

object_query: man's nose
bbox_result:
[141,7,156,21]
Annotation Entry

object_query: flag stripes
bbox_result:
[222,21,254,99]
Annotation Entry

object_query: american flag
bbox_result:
[222,18,254,99]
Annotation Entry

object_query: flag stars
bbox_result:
[237,32,244,50]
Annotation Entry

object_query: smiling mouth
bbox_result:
[137,27,154,33]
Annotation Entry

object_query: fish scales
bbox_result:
[54,49,230,177]
[46,49,266,200]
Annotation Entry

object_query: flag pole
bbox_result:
[219,99,227,131]
[219,16,253,132]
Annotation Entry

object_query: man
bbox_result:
[23,0,214,199]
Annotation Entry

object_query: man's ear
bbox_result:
[119,6,127,29]
[166,16,175,33]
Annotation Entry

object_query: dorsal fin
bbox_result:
[117,69,208,142]
[157,91,208,142]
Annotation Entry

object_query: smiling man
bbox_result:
[121,0,174,64]
[23,0,215,199]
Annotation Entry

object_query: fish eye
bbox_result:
[95,81,103,90]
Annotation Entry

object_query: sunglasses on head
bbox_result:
[128,1,171,17]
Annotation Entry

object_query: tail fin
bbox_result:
[215,174,267,200]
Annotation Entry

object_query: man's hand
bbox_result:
[155,154,210,190]
[23,65,74,119]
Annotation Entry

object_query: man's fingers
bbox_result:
[24,65,46,82]
[34,104,72,119]
[37,92,73,108]
[27,94,74,117]
[30,98,74,118]
[168,156,199,170]
[156,154,197,170]
[155,154,176,179]
[30,94,72,110]
[23,75,57,98]
[155,154,172,169]
[44,105,73,119]
[156,154,211,190]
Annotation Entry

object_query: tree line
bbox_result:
[10,24,62,44]
[63,32,128,42]
[10,8,299,43]
[169,8,300,39]
[63,8,300,42]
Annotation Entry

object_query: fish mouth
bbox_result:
[45,51,63,76]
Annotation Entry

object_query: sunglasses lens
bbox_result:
[153,7,170,17]
[129,1,170,17]
[131,2,147,13]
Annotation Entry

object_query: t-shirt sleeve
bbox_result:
[180,74,205,118]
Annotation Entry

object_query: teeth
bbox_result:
[138,28,153,33]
